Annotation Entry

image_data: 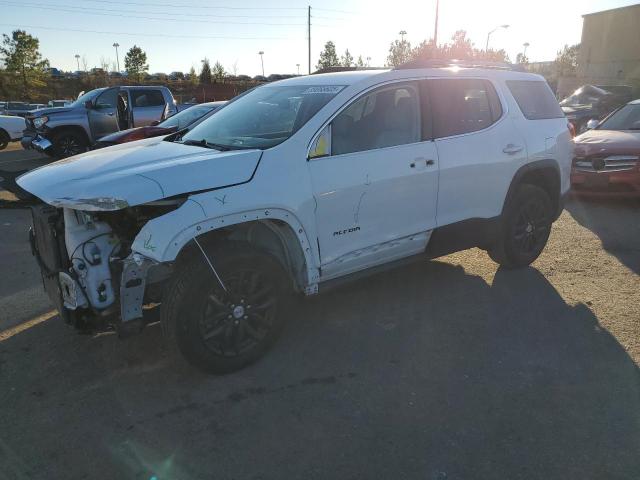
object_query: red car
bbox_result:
[94,101,226,148]
[571,99,640,197]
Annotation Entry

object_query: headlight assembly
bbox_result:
[33,116,49,128]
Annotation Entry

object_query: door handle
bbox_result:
[503,143,523,155]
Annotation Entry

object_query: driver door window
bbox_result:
[331,84,421,155]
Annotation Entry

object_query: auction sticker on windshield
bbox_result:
[301,86,345,95]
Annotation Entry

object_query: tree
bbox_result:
[124,45,148,83]
[445,30,474,59]
[0,30,49,100]
[516,52,529,64]
[212,60,226,82]
[188,66,198,86]
[356,55,365,67]
[555,43,579,76]
[340,49,354,67]
[316,41,339,70]
[199,57,212,84]
[386,38,412,67]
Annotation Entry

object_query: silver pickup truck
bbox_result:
[22,86,177,159]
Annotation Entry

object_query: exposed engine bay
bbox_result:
[29,201,181,331]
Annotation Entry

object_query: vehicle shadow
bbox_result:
[0,260,639,479]
[566,195,640,274]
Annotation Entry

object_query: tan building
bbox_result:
[577,3,640,88]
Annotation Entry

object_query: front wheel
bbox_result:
[51,130,88,158]
[489,184,553,268]
[161,242,292,374]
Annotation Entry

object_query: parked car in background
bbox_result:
[94,101,226,148]
[21,85,177,158]
[176,102,197,112]
[561,85,629,133]
[29,104,47,110]
[18,64,572,373]
[571,99,640,197]
[0,114,27,149]
[48,100,72,108]
[2,102,32,117]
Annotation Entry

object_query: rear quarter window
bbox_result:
[506,80,564,120]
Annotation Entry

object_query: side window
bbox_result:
[95,89,118,109]
[430,79,501,138]
[506,80,564,120]
[131,90,165,108]
[331,83,420,156]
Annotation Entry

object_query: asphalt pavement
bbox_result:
[0,146,638,480]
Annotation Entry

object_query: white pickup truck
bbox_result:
[0,114,27,150]
[18,62,572,373]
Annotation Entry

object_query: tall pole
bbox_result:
[399,30,407,42]
[112,42,120,72]
[433,0,439,46]
[296,63,300,75]
[258,51,264,76]
[523,42,530,58]
[308,5,311,74]
[75,54,80,71]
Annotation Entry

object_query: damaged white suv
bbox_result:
[18,62,572,373]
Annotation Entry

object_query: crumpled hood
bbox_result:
[562,105,593,118]
[17,138,261,210]
[574,129,640,157]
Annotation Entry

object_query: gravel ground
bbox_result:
[0,147,638,480]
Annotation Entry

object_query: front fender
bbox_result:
[131,198,320,287]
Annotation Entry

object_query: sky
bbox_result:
[1,0,639,76]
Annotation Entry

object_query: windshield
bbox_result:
[560,85,609,107]
[181,85,343,150]
[160,104,217,130]
[72,88,106,107]
[598,104,640,130]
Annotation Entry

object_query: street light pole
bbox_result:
[296,63,300,75]
[399,30,407,42]
[112,43,120,72]
[258,51,265,77]
[74,54,80,71]
[485,24,509,51]
[523,42,530,58]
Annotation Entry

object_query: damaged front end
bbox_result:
[29,200,180,334]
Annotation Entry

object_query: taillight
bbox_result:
[567,121,576,138]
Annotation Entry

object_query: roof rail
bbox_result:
[311,66,387,75]
[395,58,524,71]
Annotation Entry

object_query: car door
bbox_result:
[130,89,167,126]
[428,78,528,226]
[88,87,119,140]
[308,81,439,280]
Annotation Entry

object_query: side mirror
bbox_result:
[586,119,599,130]
[84,100,93,109]
[308,125,331,159]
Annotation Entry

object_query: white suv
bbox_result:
[18,63,572,373]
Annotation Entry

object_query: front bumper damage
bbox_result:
[28,204,166,334]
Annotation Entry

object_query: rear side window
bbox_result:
[131,90,165,107]
[429,79,502,138]
[506,80,563,120]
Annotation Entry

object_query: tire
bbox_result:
[489,184,553,269]
[51,130,88,158]
[0,130,9,150]
[161,242,292,374]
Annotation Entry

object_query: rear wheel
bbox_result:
[0,130,9,150]
[161,242,291,374]
[489,184,553,268]
[51,130,88,158]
